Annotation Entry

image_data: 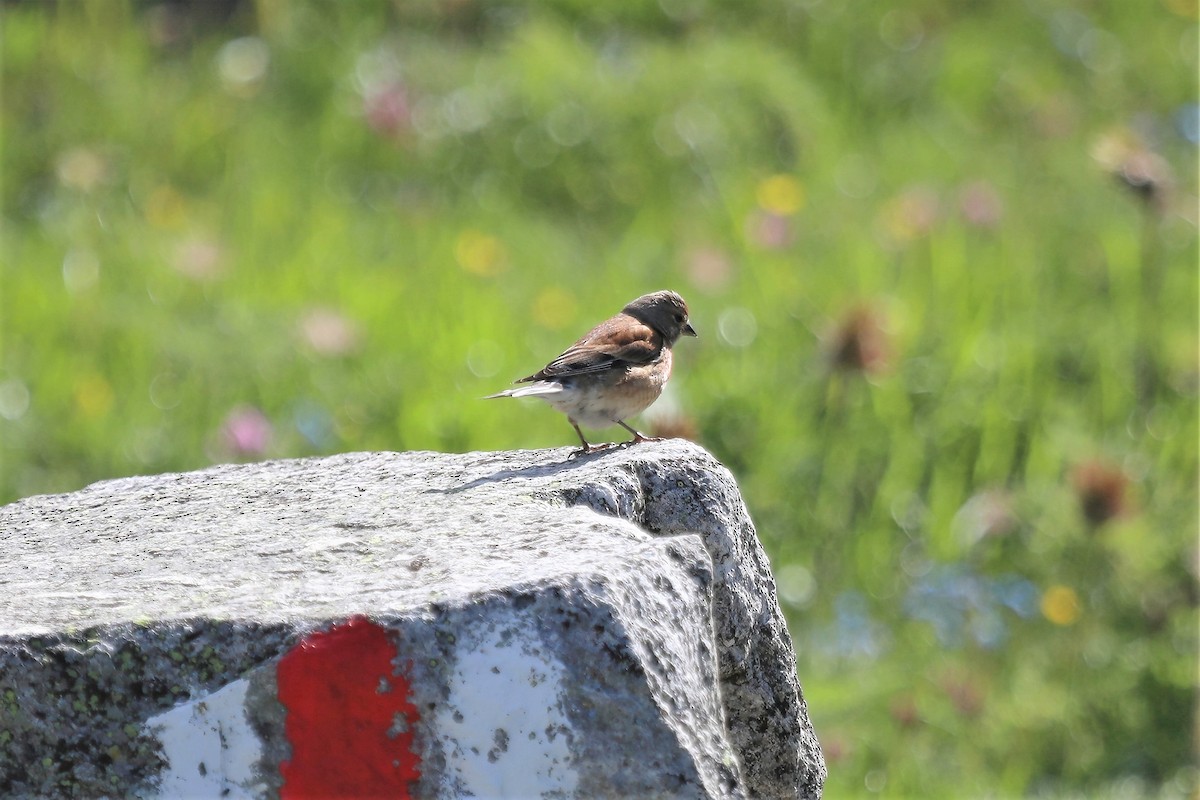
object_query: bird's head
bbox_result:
[623,290,698,345]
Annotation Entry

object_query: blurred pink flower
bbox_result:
[939,671,985,718]
[684,245,735,291]
[364,83,412,138]
[171,237,226,281]
[298,308,363,357]
[745,210,794,250]
[957,181,1004,229]
[879,185,941,244]
[821,734,852,765]
[221,406,273,458]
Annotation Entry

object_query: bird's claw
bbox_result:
[568,441,619,459]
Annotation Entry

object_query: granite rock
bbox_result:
[0,440,824,798]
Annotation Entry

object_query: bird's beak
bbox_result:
[683,322,698,337]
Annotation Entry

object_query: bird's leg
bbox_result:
[571,422,593,454]
[617,420,665,446]
[569,421,614,458]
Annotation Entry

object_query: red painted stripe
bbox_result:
[278,616,421,798]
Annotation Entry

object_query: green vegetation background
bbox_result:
[2,1,1197,796]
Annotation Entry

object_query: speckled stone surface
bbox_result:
[0,440,825,799]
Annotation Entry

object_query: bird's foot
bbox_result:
[615,420,666,447]
[568,441,619,459]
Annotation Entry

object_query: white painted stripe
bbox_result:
[139,678,266,799]
[436,620,578,798]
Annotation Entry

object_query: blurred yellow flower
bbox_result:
[74,374,114,418]
[531,286,577,330]
[755,174,806,216]
[1161,0,1198,20]
[455,230,507,277]
[1090,128,1174,212]
[1040,585,1082,626]
[145,185,189,230]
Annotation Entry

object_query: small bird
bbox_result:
[487,290,697,455]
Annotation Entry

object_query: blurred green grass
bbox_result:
[2,1,1197,796]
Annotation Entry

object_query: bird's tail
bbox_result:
[484,381,564,400]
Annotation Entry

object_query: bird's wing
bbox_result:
[519,317,662,382]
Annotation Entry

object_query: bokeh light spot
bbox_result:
[467,339,504,379]
[217,36,269,96]
[0,378,31,421]
[62,249,100,294]
[717,307,758,348]
[864,769,888,793]
[546,102,592,147]
[834,154,878,199]
[149,372,182,411]
[55,147,108,192]
[879,9,924,51]
[777,563,817,609]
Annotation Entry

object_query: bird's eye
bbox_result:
[674,313,684,322]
